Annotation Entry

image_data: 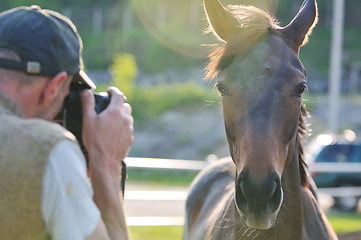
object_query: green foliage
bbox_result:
[81,32,109,69]
[0,0,62,11]
[300,27,361,76]
[0,0,123,11]
[109,53,137,99]
[299,28,332,75]
[343,28,361,63]
[142,39,201,73]
[81,24,203,74]
[119,26,202,73]
[130,81,218,122]
[5,0,361,76]
[117,27,149,60]
[95,81,218,123]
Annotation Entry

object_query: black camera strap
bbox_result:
[120,160,127,198]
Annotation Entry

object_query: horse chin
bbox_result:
[234,200,281,230]
[244,212,276,230]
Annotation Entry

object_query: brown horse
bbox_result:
[184,0,338,239]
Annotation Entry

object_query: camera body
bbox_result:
[54,82,110,155]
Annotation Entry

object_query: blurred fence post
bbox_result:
[328,0,345,133]
[93,6,103,34]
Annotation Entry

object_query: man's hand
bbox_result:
[81,87,133,240]
[81,87,134,164]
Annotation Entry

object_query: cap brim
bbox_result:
[74,70,96,89]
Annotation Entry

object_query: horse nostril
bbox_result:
[267,177,282,213]
[235,173,249,213]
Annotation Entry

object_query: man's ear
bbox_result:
[40,71,69,104]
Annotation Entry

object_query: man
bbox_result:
[0,5,133,240]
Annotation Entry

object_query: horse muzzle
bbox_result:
[234,171,283,230]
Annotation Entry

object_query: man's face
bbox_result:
[34,76,72,121]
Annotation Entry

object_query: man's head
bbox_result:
[0,6,95,119]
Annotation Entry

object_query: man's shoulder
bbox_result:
[1,115,76,145]
[25,118,76,143]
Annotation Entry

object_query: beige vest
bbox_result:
[0,92,76,240]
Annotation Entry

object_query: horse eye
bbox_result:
[296,83,307,97]
[216,83,227,96]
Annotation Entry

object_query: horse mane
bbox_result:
[205,4,310,187]
[205,5,279,80]
[298,104,310,187]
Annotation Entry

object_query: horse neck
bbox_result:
[278,135,305,237]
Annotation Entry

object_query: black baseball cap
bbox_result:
[0,5,96,89]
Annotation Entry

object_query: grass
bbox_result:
[127,168,198,187]
[128,212,361,240]
[129,226,183,240]
[327,211,361,234]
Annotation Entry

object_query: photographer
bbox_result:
[0,6,133,240]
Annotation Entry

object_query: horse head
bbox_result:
[204,0,318,230]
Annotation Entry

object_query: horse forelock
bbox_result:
[205,5,279,81]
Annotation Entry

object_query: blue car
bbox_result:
[306,133,361,211]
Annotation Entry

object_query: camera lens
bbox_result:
[94,92,110,114]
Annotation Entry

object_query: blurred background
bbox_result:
[1,0,360,159]
[2,0,361,239]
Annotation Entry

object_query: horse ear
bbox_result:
[282,0,318,52]
[203,0,239,42]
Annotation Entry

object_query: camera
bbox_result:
[54,82,110,156]
[54,81,127,195]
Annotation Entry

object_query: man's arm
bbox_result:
[42,139,103,240]
[85,220,111,240]
[81,87,133,240]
